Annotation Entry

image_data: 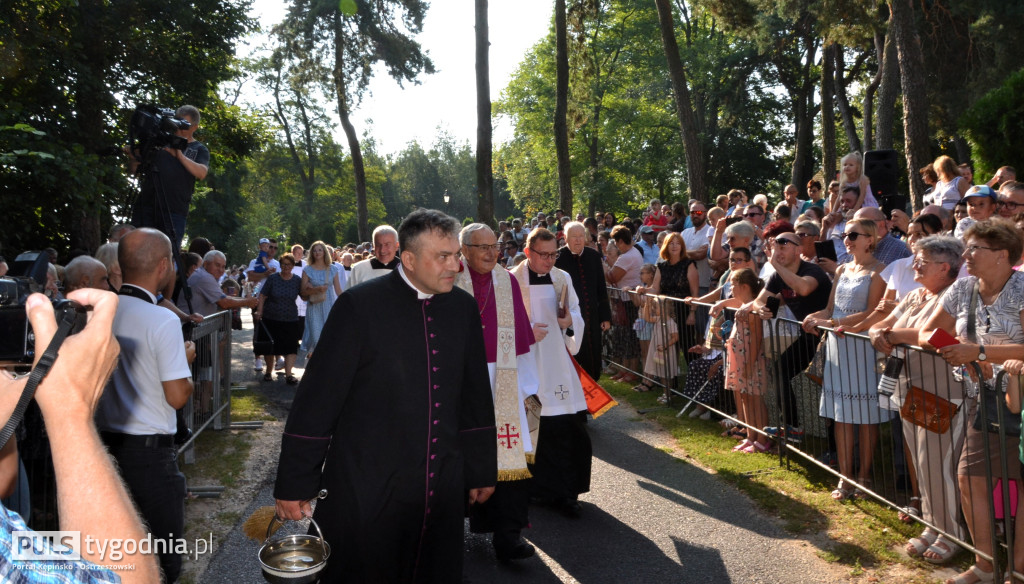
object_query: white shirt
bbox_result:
[682,223,713,288]
[293,263,306,317]
[96,286,192,435]
[247,257,281,295]
[881,256,922,302]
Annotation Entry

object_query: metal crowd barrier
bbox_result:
[179,310,233,464]
[603,284,1024,579]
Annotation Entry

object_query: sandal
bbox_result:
[831,480,854,501]
[632,383,652,392]
[923,534,960,565]
[286,375,299,385]
[263,372,272,381]
[742,441,772,453]
[732,440,753,452]
[899,497,922,524]
[906,528,937,557]
[945,565,994,584]
[852,478,874,500]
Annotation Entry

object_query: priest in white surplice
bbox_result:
[457,223,540,562]
[512,228,592,518]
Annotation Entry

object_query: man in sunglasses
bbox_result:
[737,231,832,443]
[682,201,713,296]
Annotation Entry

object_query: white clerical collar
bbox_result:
[397,264,434,299]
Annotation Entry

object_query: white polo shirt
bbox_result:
[96,286,192,435]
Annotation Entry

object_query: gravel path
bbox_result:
[196,320,849,583]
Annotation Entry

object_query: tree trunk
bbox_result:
[862,31,885,151]
[334,12,368,241]
[833,45,862,153]
[474,0,494,226]
[890,0,930,211]
[875,27,899,151]
[554,0,574,216]
[821,43,837,193]
[72,0,106,253]
[653,0,707,202]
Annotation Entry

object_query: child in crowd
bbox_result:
[718,268,770,453]
[631,264,657,392]
[642,295,679,405]
[252,238,273,273]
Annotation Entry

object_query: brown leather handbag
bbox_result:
[901,385,958,434]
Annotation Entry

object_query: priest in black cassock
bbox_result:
[555,221,612,380]
[274,209,497,584]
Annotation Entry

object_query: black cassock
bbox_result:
[555,246,612,380]
[274,270,497,583]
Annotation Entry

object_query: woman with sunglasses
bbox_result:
[803,219,887,500]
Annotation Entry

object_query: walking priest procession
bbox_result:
[270,209,617,583]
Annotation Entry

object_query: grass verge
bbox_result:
[603,377,959,583]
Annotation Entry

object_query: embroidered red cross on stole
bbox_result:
[497,423,520,449]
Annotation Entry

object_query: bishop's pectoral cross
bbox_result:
[555,385,569,400]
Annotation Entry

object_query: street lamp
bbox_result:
[443,190,450,214]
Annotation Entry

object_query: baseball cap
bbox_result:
[259,238,270,244]
[964,185,997,201]
[639,225,655,235]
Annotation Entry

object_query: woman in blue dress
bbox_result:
[300,240,343,363]
[802,218,886,500]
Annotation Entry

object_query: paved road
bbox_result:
[202,322,845,583]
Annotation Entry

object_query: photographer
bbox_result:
[0,289,160,582]
[128,105,210,244]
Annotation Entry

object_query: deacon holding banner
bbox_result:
[512,228,593,518]
[458,224,540,562]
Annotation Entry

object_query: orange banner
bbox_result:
[571,354,617,418]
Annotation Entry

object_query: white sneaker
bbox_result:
[254,357,263,371]
[275,357,285,370]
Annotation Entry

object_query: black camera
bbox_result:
[0,252,78,363]
[128,104,191,158]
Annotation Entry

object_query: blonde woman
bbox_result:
[803,218,886,500]
[931,155,970,210]
[299,240,343,362]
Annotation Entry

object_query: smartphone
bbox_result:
[765,296,781,317]
[928,328,960,349]
[814,241,838,263]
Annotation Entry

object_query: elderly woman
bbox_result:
[868,236,966,565]
[255,252,303,385]
[605,225,644,382]
[709,218,756,270]
[918,220,1024,584]
[803,218,887,500]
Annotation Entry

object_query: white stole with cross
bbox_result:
[456,266,532,481]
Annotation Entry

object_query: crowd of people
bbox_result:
[4,137,1024,583]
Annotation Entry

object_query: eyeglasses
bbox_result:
[774,238,798,246]
[965,244,998,254]
[744,212,763,217]
[841,232,866,241]
[911,258,939,269]
[465,243,500,252]
[528,248,559,260]
[692,210,704,216]
[728,256,750,263]
[999,200,1024,211]
[796,232,815,238]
